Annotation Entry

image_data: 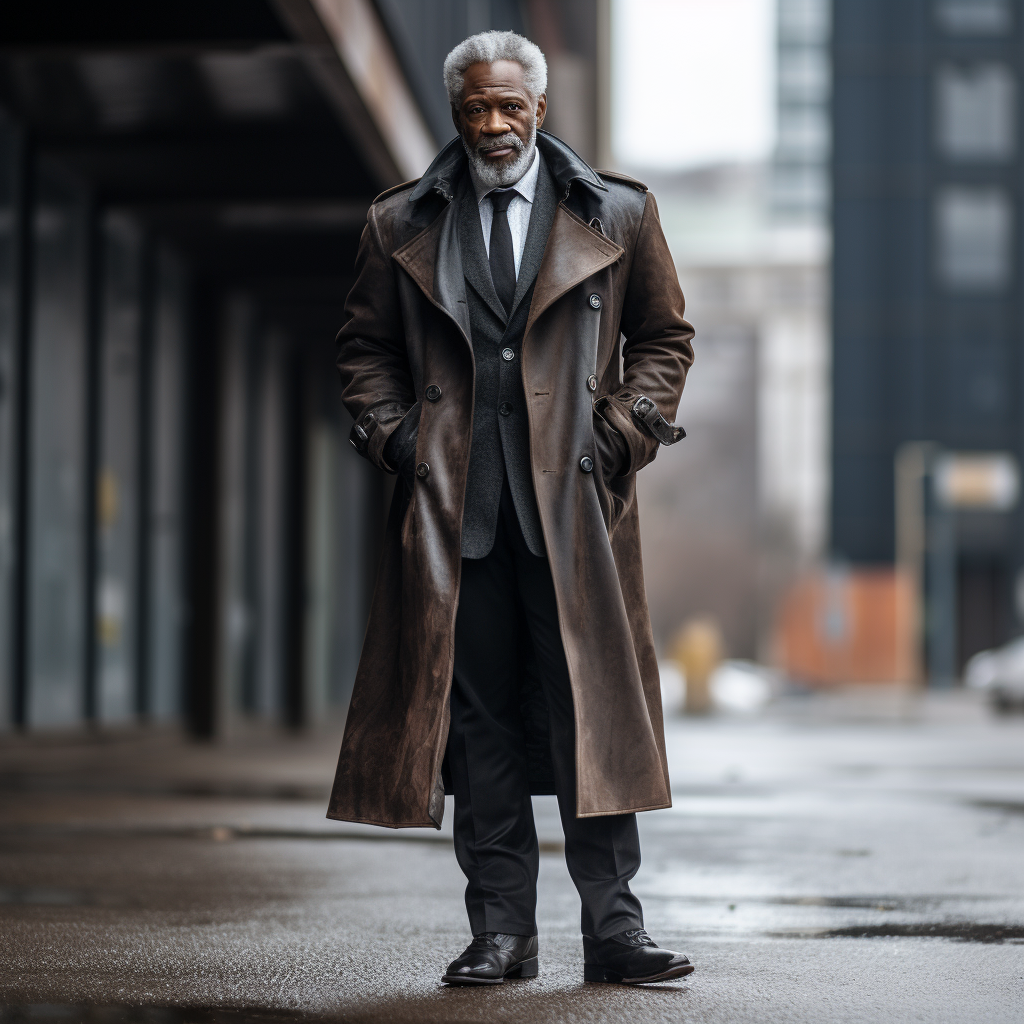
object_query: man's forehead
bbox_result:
[461,60,530,95]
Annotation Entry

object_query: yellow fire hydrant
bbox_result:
[670,617,724,715]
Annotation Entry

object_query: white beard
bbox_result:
[463,119,537,189]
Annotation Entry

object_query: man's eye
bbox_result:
[507,104,521,111]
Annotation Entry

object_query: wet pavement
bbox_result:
[1,690,1023,1023]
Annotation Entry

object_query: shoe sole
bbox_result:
[442,956,539,985]
[584,962,695,984]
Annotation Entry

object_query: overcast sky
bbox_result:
[612,0,776,170]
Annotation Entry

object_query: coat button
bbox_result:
[416,462,429,478]
[499,402,513,416]
[580,456,594,473]
[587,374,598,392]
[425,384,441,401]
[589,293,602,309]
[501,347,515,361]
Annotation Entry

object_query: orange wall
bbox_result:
[773,569,916,685]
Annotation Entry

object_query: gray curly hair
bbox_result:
[443,30,548,109]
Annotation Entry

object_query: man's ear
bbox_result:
[535,93,547,130]
[451,106,462,136]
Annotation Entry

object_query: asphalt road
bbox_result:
[1,689,1022,1023]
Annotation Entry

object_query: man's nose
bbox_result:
[483,109,510,134]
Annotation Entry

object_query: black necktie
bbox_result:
[487,188,519,315]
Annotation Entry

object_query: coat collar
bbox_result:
[457,153,560,325]
[394,131,620,342]
[408,130,608,206]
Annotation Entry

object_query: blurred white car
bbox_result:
[964,638,1024,714]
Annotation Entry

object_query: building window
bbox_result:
[772,163,829,215]
[776,107,831,161]
[935,0,1011,35]
[935,186,1012,290]
[778,47,830,104]
[779,0,830,45]
[936,64,1015,161]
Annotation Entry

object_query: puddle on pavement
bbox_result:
[0,1008,312,1023]
[970,799,1024,815]
[647,893,998,911]
[771,923,1024,943]
[2,823,562,852]
[768,896,922,910]
[0,774,329,802]
[643,892,1024,943]
[0,886,99,907]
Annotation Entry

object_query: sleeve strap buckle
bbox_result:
[630,395,686,445]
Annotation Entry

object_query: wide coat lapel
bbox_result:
[509,155,558,317]
[526,205,624,336]
[392,198,471,345]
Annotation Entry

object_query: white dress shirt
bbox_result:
[469,148,542,279]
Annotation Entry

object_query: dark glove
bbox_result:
[594,415,630,478]
[382,402,420,489]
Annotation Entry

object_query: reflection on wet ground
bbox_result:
[0,775,330,802]
[1,693,1022,1022]
[778,923,1024,943]
[0,1010,311,1023]
[969,799,1024,815]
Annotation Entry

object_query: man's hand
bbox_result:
[383,402,421,489]
[336,207,417,473]
[594,415,630,478]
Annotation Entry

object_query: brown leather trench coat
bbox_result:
[328,132,694,828]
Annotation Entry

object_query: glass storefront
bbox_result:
[25,162,90,727]
[0,118,18,729]
[94,212,143,723]
[145,246,187,722]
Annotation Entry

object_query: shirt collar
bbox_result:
[471,146,541,206]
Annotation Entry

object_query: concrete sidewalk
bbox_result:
[1,691,1023,1022]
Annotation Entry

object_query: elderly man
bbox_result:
[330,30,695,986]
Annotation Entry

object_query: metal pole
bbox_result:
[926,458,957,688]
[895,442,933,686]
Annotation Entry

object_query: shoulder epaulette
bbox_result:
[595,169,648,192]
[372,178,421,204]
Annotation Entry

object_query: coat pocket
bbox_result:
[592,413,630,532]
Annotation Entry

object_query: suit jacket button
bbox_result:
[589,293,602,309]
[587,374,598,392]
[501,347,515,361]
[580,456,594,473]
[499,402,513,416]
[416,462,429,478]
[425,384,441,401]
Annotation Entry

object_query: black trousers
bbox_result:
[447,483,645,939]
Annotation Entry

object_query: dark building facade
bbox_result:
[0,1,603,735]
[833,0,1024,669]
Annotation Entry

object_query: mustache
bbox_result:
[476,132,525,155]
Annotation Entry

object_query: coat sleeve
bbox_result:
[336,205,417,473]
[599,191,694,474]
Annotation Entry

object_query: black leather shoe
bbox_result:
[441,933,539,986]
[583,928,694,984]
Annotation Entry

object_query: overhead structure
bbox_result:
[0,0,605,736]
[0,0,437,736]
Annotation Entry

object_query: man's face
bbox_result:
[453,60,547,187]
